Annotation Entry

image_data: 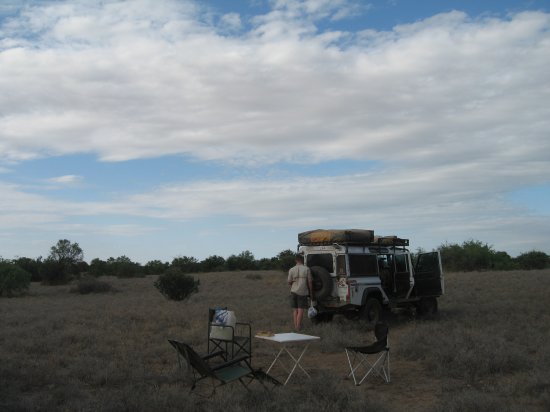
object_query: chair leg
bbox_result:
[346,349,391,385]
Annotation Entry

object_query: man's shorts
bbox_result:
[290,293,309,309]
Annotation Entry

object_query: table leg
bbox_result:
[266,346,285,375]
[283,342,311,385]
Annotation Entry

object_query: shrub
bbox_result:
[70,277,114,294]
[171,256,200,273]
[13,257,43,282]
[515,250,549,270]
[200,255,226,272]
[226,251,258,271]
[144,260,169,276]
[0,261,31,297]
[154,268,199,301]
[277,249,296,272]
[40,258,72,285]
[107,256,144,278]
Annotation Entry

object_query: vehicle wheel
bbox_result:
[310,266,332,300]
[360,298,382,327]
[417,297,438,317]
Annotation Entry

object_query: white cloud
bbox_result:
[220,12,242,31]
[47,174,83,185]
[0,1,549,257]
[0,155,547,255]
[0,2,546,175]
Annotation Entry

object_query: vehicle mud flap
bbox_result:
[310,266,332,300]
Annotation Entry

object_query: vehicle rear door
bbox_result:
[413,251,444,296]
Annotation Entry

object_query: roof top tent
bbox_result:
[298,229,375,246]
[298,229,409,254]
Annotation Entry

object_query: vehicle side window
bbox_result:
[395,254,408,272]
[307,253,333,273]
[336,255,346,276]
[348,254,378,277]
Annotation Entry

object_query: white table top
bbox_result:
[255,332,321,343]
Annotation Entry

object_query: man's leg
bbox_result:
[295,308,304,330]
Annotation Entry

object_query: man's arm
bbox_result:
[307,268,314,299]
[287,268,293,286]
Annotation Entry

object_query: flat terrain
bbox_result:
[1,270,550,411]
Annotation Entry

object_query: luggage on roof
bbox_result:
[374,236,409,246]
[298,229,375,245]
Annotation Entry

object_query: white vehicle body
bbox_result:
[298,237,444,322]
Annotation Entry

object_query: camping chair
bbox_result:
[345,322,390,385]
[168,340,277,396]
[207,308,252,361]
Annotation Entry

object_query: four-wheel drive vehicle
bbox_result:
[298,229,444,324]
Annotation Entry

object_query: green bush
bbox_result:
[200,255,226,272]
[13,257,43,282]
[40,258,72,285]
[107,256,144,278]
[154,268,199,301]
[0,261,31,297]
[515,250,549,270]
[71,277,114,294]
[278,249,296,272]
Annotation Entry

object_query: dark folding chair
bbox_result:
[207,308,252,361]
[168,340,275,396]
[345,322,390,385]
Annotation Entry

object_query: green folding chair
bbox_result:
[168,340,279,396]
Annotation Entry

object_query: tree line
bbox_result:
[1,239,297,287]
[437,240,549,272]
[1,238,549,297]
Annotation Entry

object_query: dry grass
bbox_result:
[1,269,549,411]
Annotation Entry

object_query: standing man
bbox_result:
[288,254,314,331]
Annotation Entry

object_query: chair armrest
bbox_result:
[235,322,251,338]
[208,324,236,340]
[210,355,250,371]
[202,350,225,361]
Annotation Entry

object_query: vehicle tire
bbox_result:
[360,298,382,327]
[310,266,332,300]
[417,297,438,317]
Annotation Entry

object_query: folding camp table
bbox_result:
[255,332,320,385]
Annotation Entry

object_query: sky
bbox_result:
[1,0,549,263]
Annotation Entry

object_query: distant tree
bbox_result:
[0,260,31,297]
[491,251,516,270]
[439,240,497,272]
[107,256,143,278]
[171,256,200,273]
[200,255,226,272]
[257,257,278,270]
[13,257,43,282]
[226,251,257,271]
[461,240,494,271]
[144,260,169,276]
[277,249,296,272]
[40,258,69,285]
[49,239,84,268]
[41,239,84,284]
[515,251,549,270]
[89,258,108,277]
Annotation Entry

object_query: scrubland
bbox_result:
[1,269,549,411]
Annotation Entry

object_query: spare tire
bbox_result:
[310,266,332,300]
